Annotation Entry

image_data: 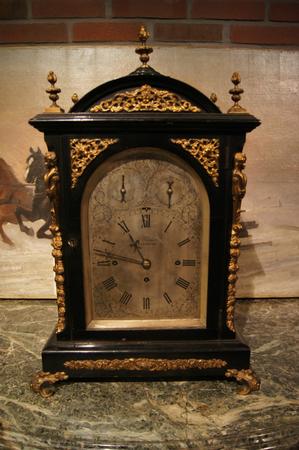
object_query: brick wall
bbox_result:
[0,0,298,46]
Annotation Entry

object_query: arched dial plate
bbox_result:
[81,148,210,330]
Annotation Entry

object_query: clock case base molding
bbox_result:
[31,330,260,396]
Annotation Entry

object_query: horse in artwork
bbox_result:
[0,157,34,246]
[15,148,51,240]
[0,148,51,246]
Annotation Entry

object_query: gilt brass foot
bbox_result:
[225,368,260,395]
[31,371,69,398]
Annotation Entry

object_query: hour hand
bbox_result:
[128,233,144,260]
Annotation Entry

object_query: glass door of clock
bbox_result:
[81,147,210,330]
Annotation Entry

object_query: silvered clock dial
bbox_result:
[81,147,210,330]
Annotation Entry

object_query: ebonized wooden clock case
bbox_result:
[30,32,261,397]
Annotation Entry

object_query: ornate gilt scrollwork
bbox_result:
[31,371,69,398]
[226,152,247,332]
[225,368,260,395]
[171,138,220,186]
[44,152,65,334]
[70,138,119,188]
[90,85,201,113]
[64,358,227,371]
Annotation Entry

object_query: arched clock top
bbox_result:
[67,24,220,115]
[69,74,221,114]
[35,25,256,126]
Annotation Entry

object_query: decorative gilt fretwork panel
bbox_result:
[64,358,227,371]
[89,84,201,113]
[226,152,247,332]
[70,138,119,188]
[44,152,66,334]
[170,138,220,186]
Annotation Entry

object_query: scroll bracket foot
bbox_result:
[31,371,69,398]
[225,368,260,395]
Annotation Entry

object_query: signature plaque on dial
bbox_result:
[81,148,210,330]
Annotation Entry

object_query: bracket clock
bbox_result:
[30,27,261,397]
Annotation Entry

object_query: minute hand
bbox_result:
[94,249,143,266]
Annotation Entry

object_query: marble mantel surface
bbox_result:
[0,299,298,449]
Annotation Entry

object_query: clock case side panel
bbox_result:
[44,134,74,340]
[221,134,250,340]
[66,133,228,341]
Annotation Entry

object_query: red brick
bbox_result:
[269,2,299,22]
[191,0,265,20]
[0,23,68,44]
[112,0,186,18]
[230,24,299,45]
[0,0,27,19]
[32,0,105,18]
[154,23,222,42]
[73,22,142,42]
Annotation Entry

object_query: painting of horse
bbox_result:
[15,148,51,240]
[0,157,33,246]
[0,148,51,246]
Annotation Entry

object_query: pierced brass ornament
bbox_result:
[135,25,153,67]
[90,84,201,113]
[227,72,247,114]
[31,371,69,398]
[44,152,66,334]
[45,71,64,113]
[64,358,228,371]
[70,138,119,188]
[171,138,220,186]
[225,368,261,395]
[226,152,247,332]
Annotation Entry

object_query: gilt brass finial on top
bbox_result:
[135,25,153,67]
[227,72,247,114]
[45,71,64,113]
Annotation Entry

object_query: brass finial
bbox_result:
[135,25,153,67]
[45,71,64,113]
[227,72,247,114]
[71,93,79,104]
